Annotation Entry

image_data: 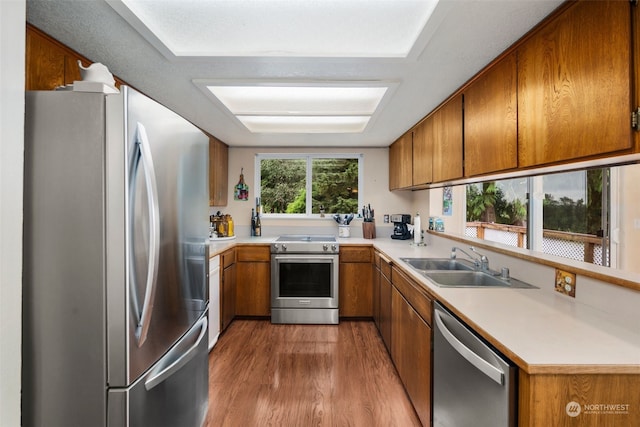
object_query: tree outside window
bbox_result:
[257,154,361,216]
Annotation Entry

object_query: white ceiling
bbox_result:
[26,0,564,148]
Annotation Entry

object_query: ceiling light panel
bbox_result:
[206,86,388,115]
[237,116,371,134]
[112,0,439,58]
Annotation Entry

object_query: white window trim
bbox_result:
[255,153,364,218]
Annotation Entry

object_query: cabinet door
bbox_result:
[464,52,518,176]
[412,117,434,186]
[379,269,392,352]
[389,131,413,190]
[221,263,236,331]
[339,246,373,317]
[517,1,631,167]
[339,262,373,317]
[372,255,381,329]
[236,262,270,316]
[432,94,463,182]
[209,137,228,206]
[391,287,432,427]
[26,26,75,90]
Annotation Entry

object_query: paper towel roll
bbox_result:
[414,214,421,244]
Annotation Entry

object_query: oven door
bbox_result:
[271,254,338,309]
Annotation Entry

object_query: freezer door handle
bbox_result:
[434,308,504,385]
[129,122,161,347]
[145,315,208,391]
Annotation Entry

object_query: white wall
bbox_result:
[213,146,414,237]
[0,1,25,425]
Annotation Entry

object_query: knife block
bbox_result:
[362,221,376,239]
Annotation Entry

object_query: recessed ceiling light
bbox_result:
[206,86,388,116]
[108,0,439,58]
[203,84,388,134]
[237,116,371,134]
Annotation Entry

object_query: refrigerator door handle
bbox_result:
[130,122,161,347]
[144,316,208,391]
[434,308,504,385]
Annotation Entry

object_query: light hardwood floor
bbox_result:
[206,320,422,427]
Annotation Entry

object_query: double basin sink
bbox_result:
[400,258,537,288]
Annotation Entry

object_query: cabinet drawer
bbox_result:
[391,266,432,325]
[236,245,270,262]
[221,248,236,268]
[340,245,372,263]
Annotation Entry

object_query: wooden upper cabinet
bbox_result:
[389,131,413,190]
[464,52,518,176]
[517,0,632,168]
[432,94,463,182]
[412,117,434,186]
[26,25,123,91]
[26,25,87,90]
[209,136,228,206]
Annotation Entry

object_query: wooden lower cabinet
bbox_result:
[220,248,236,331]
[235,245,271,317]
[372,253,381,327]
[339,245,373,317]
[377,252,392,352]
[391,285,432,427]
[519,372,640,427]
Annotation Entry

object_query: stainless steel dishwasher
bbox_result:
[433,302,517,427]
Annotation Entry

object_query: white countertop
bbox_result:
[210,236,640,374]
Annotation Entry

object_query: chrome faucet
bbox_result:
[469,246,490,271]
[450,246,490,271]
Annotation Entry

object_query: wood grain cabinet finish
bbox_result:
[519,372,640,426]
[235,245,271,317]
[372,252,381,329]
[432,94,463,183]
[391,286,432,427]
[372,251,393,352]
[26,24,124,91]
[339,246,373,317]
[464,52,518,176]
[389,131,413,190]
[517,0,632,167]
[220,248,236,331]
[209,136,229,207]
[378,254,392,353]
[412,117,434,186]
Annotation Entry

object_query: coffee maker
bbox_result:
[390,214,412,240]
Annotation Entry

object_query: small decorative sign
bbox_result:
[234,168,249,201]
[443,186,453,216]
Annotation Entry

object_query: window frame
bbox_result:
[463,168,612,267]
[255,153,364,218]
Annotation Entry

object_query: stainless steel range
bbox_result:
[271,235,339,324]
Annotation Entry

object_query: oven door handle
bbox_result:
[273,255,336,262]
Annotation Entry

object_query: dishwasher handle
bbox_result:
[434,308,504,385]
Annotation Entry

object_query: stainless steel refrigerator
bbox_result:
[23,86,210,427]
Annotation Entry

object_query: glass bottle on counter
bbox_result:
[225,214,234,237]
[254,211,262,236]
[250,209,256,237]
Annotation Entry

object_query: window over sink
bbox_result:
[463,163,640,273]
[256,153,362,217]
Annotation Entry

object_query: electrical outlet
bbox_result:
[555,269,576,297]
